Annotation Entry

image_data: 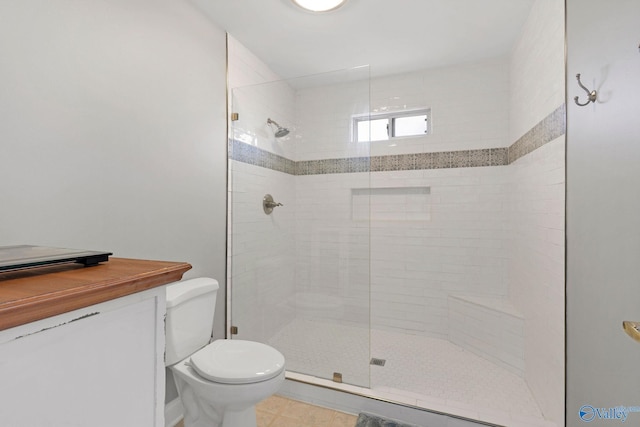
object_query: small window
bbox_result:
[354,109,430,142]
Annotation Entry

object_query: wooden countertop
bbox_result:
[0,257,192,331]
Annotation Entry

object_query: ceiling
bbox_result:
[191,0,536,80]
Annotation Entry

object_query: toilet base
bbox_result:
[171,360,284,427]
[220,407,257,427]
[181,406,256,427]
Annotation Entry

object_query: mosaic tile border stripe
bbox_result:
[230,103,565,175]
[229,138,296,175]
[508,103,566,164]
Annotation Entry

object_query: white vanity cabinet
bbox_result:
[0,258,191,427]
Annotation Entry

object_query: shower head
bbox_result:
[267,118,290,138]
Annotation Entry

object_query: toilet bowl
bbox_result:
[165,278,285,427]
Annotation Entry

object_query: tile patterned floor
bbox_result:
[174,395,357,427]
[269,319,555,427]
[257,395,358,427]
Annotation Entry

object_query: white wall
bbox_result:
[508,138,564,413]
[0,0,227,290]
[370,59,510,154]
[294,59,510,161]
[566,0,640,426]
[293,60,512,339]
[228,36,297,159]
[509,0,566,142]
[292,165,512,340]
[368,167,511,338]
[293,69,371,161]
[508,0,565,424]
[294,172,371,327]
[0,1,228,410]
[230,160,296,342]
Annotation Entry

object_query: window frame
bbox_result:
[353,108,431,143]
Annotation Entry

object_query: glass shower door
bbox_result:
[227,66,372,387]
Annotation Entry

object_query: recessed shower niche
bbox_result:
[351,186,431,221]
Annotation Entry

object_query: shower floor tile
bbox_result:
[269,319,555,427]
[269,318,371,387]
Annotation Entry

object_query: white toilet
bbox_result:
[165,278,285,427]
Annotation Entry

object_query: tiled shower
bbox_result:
[227,1,564,426]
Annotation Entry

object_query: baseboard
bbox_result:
[164,397,183,427]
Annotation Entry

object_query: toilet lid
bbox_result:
[189,340,285,384]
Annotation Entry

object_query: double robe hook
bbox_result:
[574,73,597,106]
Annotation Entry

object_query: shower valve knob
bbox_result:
[263,194,283,214]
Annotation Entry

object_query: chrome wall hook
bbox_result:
[574,73,597,106]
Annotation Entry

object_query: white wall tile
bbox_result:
[508,1,565,420]
[228,36,297,160]
[510,0,566,141]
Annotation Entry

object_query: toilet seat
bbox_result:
[189,340,285,385]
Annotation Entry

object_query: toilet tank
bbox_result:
[165,277,219,366]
